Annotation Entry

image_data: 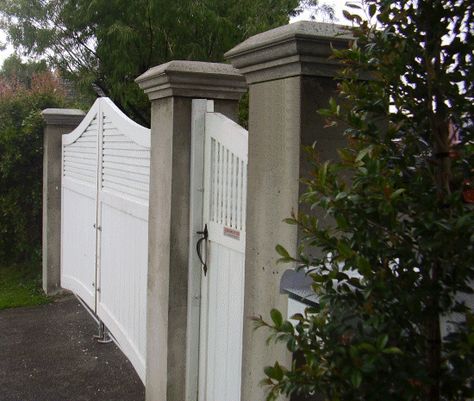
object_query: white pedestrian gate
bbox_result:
[61,97,150,383]
[190,100,248,401]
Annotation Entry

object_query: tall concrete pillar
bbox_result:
[135,61,246,401]
[41,108,85,295]
[225,21,352,401]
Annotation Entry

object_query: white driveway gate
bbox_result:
[61,97,150,382]
[190,100,248,401]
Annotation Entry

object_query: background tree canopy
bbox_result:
[0,0,329,125]
[0,0,334,264]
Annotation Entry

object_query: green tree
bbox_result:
[0,0,331,125]
[0,57,67,263]
[257,1,474,401]
[0,54,48,88]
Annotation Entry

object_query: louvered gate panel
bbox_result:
[63,116,99,184]
[61,112,99,311]
[95,100,150,383]
[101,114,150,201]
[61,98,150,383]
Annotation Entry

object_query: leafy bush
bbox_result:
[257,1,474,401]
[0,66,66,263]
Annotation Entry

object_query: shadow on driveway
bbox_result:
[0,295,145,401]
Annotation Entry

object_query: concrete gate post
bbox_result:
[136,61,247,401]
[41,108,85,295]
[225,21,352,401]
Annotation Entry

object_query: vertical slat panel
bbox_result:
[236,157,240,229]
[207,143,249,231]
[230,154,235,228]
[222,149,226,226]
[210,139,216,221]
[239,160,244,230]
[199,110,248,401]
[217,143,222,224]
[242,162,248,231]
[214,140,219,223]
[225,149,232,226]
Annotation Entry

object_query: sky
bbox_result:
[0,30,11,66]
[291,0,347,23]
[0,0,348,67]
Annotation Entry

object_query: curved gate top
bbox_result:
[61,97,150,382]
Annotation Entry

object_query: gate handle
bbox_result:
[196,224,208,276]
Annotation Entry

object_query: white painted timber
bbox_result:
[62,107,100,311]
[96,101,150,383]
[193,100,248,401]
[61,98,150,383]
[61,180,97,309]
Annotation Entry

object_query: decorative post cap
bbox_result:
[225,21,353,84]
[42,108,85,126]
[135,60,247,101]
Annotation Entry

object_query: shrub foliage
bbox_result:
[0,60,66,263]
[257,1,474,401]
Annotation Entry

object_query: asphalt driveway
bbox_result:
[0,295,145,401]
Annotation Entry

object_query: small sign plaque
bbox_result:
[223,226,240,240]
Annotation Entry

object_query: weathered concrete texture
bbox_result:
[136,60,247,100]
[241,73,345,401]
[241,77,300,401]
[226,20,352,56]
[145,96,191,401]
[42,108,86,125]
[225,21,352,84]
[227,20,349,401]
[42,109,85,295]
[137,61,245,401]
[0,296,144,401]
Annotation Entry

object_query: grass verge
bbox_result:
[0,263,51,310]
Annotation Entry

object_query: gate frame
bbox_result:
[190,99,248,401]
[189,99,208,400]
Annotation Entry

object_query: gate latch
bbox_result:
[196,224,208,276]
